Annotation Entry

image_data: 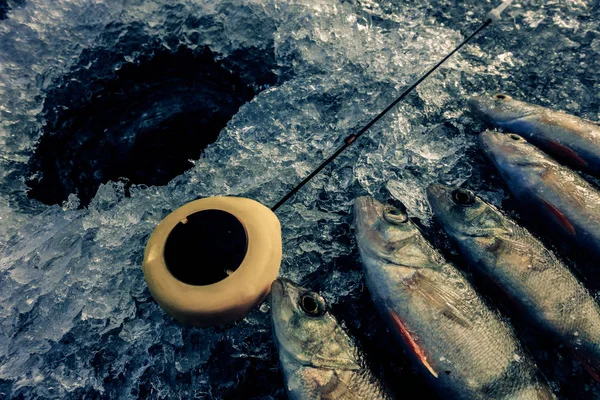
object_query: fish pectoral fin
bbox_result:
[571,346,600,382]
[407,271,472,329]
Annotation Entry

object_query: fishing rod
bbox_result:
[270,0,514,212]
[143,0,515,328]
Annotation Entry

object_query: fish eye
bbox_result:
[383,207,408,224]
[300,292,326,317]
[493,93,510,100]
[508,134,523,141]
[451,189,476,207]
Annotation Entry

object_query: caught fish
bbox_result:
[480,130,600,257]
[469,94,600,176]
[270,278,392,400]
[354,196,554,400]
[427,183,600,381]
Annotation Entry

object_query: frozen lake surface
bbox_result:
[0,0,599,398]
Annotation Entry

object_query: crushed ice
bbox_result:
[0,0,599,398]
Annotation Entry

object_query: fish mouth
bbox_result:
[468,96,486,114]
[271,278,286,300]
[269,278,298,360]
[354,196,377,212]
[426,183,459,229]
[271,277,299,306]
[270,278,299,347]
[479,130,505,164]
[354,196,391,263]
[426,183,455,217]
[354,196,381,229]
[270,278,292,320]
[468,95,495,124]
[426,183,449,207]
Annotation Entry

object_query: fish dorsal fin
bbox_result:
[405,270,472,329]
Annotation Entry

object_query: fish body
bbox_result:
[479,130,600,257]
[270,278,391,400]
[469,94,600,176]
[427,184,600,381]
[354,196,554,400]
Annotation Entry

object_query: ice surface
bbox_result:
[0,0,599,398]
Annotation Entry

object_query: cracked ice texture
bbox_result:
[0,0,599,398]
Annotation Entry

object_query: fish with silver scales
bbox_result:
[353,196,555,399]
[427,183,600,382]
[270,278,392,400]
[469,94,600,177]
[479,130,600,258]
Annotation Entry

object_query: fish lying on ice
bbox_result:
[270,278,392,400]
[427,183,600,381]
[354,196,554,400]
[479,130,600,257]
[469,94,600,177]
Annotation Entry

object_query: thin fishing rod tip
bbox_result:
[270,12,496,212]
[487,0,514,23]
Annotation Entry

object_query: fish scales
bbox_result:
[428,184,600,381]
[354,196,554,399]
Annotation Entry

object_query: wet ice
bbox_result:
[0,0,599,398]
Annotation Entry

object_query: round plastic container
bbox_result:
[143,196,282,326]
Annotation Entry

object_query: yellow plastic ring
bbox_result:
[142,196,282,327]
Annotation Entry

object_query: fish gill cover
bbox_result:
[0,0,598,398]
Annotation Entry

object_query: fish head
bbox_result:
[270,278,358,370]
[427,184,505,240]
[479,130,548,173]
[354,196,436,272]
[354,196,414,258]
[469,94,535,126]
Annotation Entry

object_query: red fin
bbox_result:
[387,308,438,378]
[543,139,587,167]
[571,348,600,382]
[540,199,576,236]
